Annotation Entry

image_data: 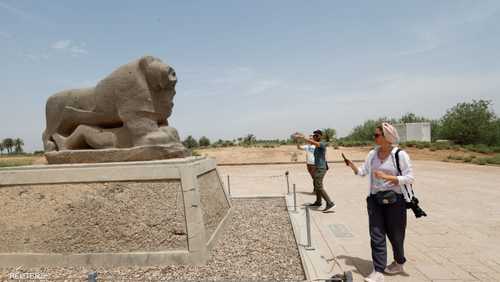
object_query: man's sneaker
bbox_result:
[322,202,336,212]
[305,202,321,207]
[384,261,404,274]
[364,271,384,282]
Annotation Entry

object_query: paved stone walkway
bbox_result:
[218,161,500,281]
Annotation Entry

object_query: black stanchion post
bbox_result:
[305,206,314,250]
[227,175,231,196]
[285,171,290,195]
[293,183,297,212]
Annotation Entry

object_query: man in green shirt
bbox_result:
[296,130,335,212]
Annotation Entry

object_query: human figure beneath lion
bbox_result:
[52,124,181,150]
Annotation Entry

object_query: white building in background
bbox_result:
[394,122,431,142]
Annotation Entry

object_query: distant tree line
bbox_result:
[181,99,500,150]
[0,138,25,155]
[181,129,339,149]
[342,100,500,146]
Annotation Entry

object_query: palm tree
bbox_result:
[243,134,256,145]
[14,138,24,154]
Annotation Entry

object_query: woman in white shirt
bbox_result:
[344,123,414,282]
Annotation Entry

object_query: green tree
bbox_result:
[430,120,443,142]
[14,138,24,154]
[199,136,210,147]
[440,100,498,145]
[182,135,199,148]
[242,134,256,145]
[0,142,4,155]
[345,118,393,141]
[495,119,500,145]
[2,138,14,154]
[322,128,337,142]
[399,113,429,124]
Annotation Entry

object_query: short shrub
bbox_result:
[447,155,463,161]
[465,144,494,154]
[485,154,500,165]
[463,156,473,163]
[472,158,487,165]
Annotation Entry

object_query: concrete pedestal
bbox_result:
[0,157,231,267]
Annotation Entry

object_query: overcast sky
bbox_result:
[1,1,500,152]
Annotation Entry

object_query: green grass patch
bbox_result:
[463,144,496,154]
[448,153,500,166]
[0,158,34,168]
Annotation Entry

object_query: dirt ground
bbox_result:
[0,145,494,167]
[0,155,39,167]
[196,145,494,165]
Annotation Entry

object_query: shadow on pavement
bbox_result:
[335,255,373,277]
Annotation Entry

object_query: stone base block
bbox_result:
[0,157,231,267]
[44,144,191,165]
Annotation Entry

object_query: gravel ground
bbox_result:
[0,181,187,253]
[0,198,305,281]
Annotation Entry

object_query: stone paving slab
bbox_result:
[219,160,500,282]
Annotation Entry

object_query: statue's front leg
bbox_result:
[121,112,171,146]
[158,125,182,143]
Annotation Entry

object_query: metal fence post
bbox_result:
[293,183,297,212]
[305,206,315,250]
[285,171,290,195]
[227,175,231,196]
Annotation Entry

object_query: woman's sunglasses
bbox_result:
[374,133,383,138]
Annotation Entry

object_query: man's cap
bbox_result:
[313,129,323,136]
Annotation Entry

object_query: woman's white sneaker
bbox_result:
[384,261,404,274]
[364,271,384,282]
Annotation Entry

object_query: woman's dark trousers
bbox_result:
[367,194,407,273]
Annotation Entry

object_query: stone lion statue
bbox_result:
[43,55,186,156]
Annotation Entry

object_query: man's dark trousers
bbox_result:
[313,168,333,204]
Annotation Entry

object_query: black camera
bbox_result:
[406,197,427,218]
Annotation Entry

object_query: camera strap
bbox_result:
[394,148,414,201]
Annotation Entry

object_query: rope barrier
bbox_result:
[221,174,286,179]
